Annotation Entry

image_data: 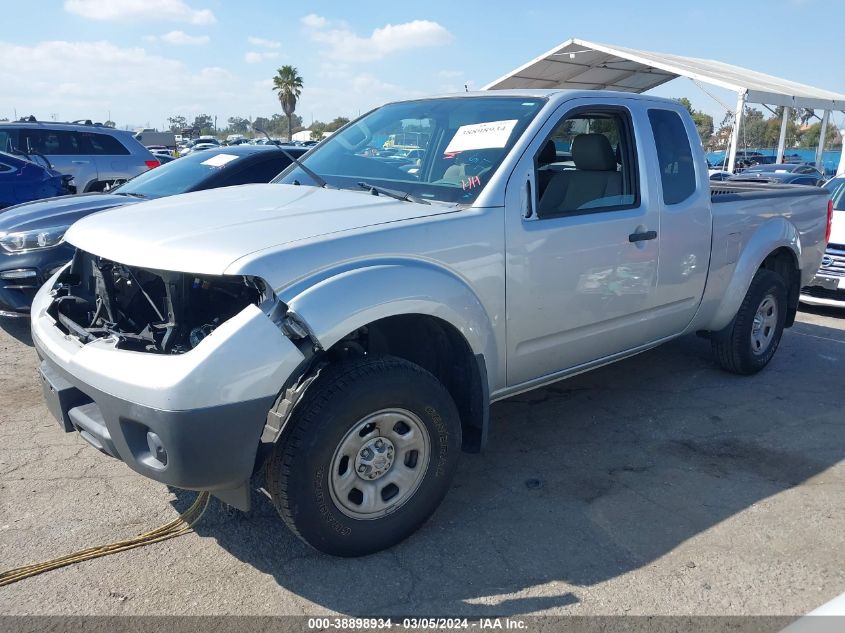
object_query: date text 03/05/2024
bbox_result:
[306,617,528,629]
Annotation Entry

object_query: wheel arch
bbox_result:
[706,217,802,332]
[280,262,498,452]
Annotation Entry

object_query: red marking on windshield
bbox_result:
[462,175,481,191]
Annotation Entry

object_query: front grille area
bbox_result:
[802,286,845,300]
[820,244,845,278]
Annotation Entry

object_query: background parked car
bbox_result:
[0,119,159,193]
[709,170,733,181]
[0,152,73,210]
[728,163,825,186]
[800,175,845,308]
[134,130,176,149]
[151,152,176,165]
[180,139,221,156]
[0,144,305,317]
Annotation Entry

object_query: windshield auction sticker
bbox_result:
[444,119,518,153]
[201,153,239,167]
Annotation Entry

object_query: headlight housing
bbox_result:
[0,226,68,253]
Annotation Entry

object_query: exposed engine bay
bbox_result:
[47,249,267,354]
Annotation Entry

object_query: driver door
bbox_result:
[504,98,665,386]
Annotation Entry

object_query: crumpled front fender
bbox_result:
[279,260,499,379]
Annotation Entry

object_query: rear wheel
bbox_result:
[711,269,787,375]
[266,355,461,556]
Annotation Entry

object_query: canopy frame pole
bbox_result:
[776,106,790,163]
[727,91,747,173]
[815,110,830,175]
[837,126,845,176]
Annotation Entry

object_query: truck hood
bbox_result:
[65,184,455,274]
[0,193,138,234]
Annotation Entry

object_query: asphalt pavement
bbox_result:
[1,306,844,617]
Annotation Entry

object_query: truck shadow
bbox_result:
[173,319,845,616]
[799,302,845,320]
[0,317,33,346]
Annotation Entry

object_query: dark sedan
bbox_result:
[0,152,73,210]
[0,145,305,317]
[728,163,825,186]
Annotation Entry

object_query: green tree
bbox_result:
[252,116,271,136]
[691,112,714,146]
[167,115,187,133]
[762,116,800,149]
[671,97,713,145]
[192,114,213,135]
[741,108,766,148]
[672,97,694,114]
[226,116,250,135]
[325,116,350,133]
[309,120,327,140]
[268,113,303,137]
[272,65,304,142]
[799,122,840,148]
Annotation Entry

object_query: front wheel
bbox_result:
[266,355,462,556]
[711,269,787,375]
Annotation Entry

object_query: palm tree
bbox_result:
[272,65,303,142]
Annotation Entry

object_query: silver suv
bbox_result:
[0,119,159,193]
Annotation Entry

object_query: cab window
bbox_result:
[535,108,639,218]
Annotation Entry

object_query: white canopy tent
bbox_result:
[484,38,845,175]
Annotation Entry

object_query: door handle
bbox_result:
[629,230,657,243]
[71,160,89,164]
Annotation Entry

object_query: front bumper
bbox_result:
[31,270,305,506]
[800,287,845,308]
[800,273,845,309]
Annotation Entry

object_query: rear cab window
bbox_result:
[647,109,697,205]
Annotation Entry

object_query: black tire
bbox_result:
[266,355,461,556]
[711,269,787,375]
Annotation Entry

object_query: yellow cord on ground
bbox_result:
[0,491,210,587]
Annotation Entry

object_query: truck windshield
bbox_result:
[273,96,546,204]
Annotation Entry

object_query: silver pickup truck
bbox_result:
[31,90,831,556]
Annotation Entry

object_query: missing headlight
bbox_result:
[48,250,267,354]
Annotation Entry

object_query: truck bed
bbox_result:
[710,181,831,203]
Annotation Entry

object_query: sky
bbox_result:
[1,0,843,131]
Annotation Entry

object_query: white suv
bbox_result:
[801,175,845,307]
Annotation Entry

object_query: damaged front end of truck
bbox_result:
[47,249,277,354]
